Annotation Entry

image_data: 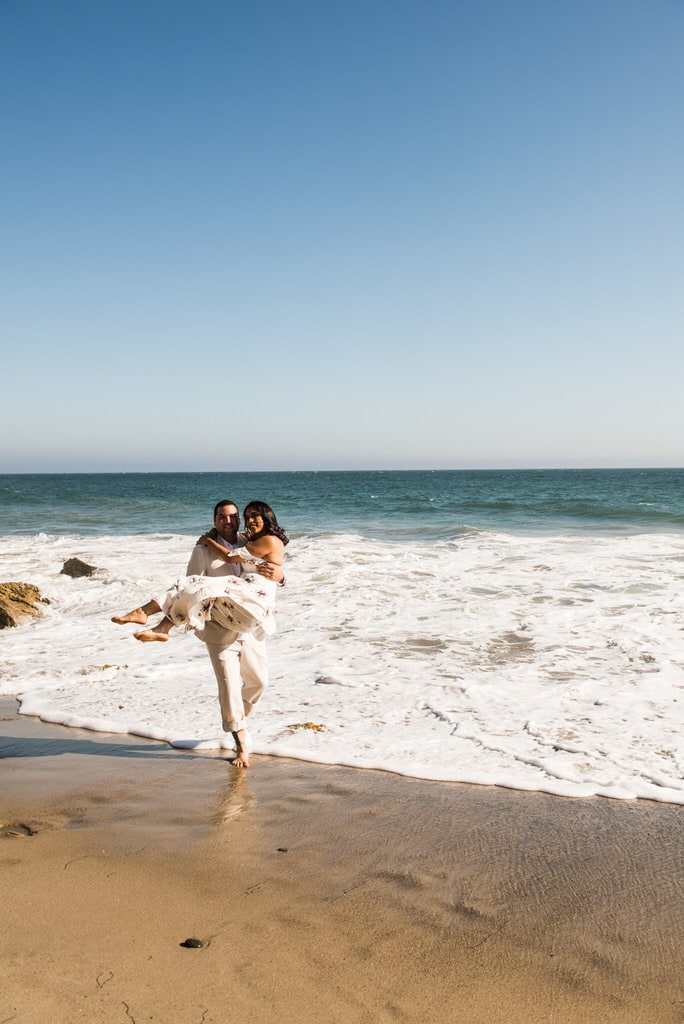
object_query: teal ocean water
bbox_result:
[1,468,682,538]
[1,468,683,801]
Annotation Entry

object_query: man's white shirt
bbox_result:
[185,534,247,578]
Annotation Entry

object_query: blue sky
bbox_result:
[2,0,682,471]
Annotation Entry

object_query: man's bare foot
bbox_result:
[230,730,250,768]
[134,629,170,642]
[112,608,148,625]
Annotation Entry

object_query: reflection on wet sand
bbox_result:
[212,768,253,825]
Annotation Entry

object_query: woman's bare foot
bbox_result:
[230,730,250,768]
[134,629,170,642]
[112,608,148,625]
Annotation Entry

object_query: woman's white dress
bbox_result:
[156,550,277,637]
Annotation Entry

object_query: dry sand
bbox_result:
[1,697,683,1024]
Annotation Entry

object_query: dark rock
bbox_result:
[0,582,46,629]
[61,557,97,578]
[180,938,204,948]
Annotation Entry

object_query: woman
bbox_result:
[112,502,289,643]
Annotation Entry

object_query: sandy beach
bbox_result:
[1,697,683,1024]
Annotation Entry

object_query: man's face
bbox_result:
[214,504,240,543]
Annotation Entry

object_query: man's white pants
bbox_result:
[204,633,269,734]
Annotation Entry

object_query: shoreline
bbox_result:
[2,698,683,1023]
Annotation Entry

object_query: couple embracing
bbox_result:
[113,499,288,768]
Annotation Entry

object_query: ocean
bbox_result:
[1,468,683,802]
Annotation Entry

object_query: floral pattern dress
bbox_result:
[155,551,277,636]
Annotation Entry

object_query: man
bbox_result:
[185,499,284,769]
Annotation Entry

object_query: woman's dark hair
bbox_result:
[244,501,289,545]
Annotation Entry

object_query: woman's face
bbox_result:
[244,508,264,536]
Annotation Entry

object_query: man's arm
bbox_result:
[185,543,209,576]
[257,561,286,585]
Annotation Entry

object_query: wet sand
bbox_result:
[1,697,683,1024]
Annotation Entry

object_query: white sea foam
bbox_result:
[1,529,683,803]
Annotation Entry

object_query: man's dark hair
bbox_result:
[213,499,239,518]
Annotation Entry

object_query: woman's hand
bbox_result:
[198,527,220,547]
